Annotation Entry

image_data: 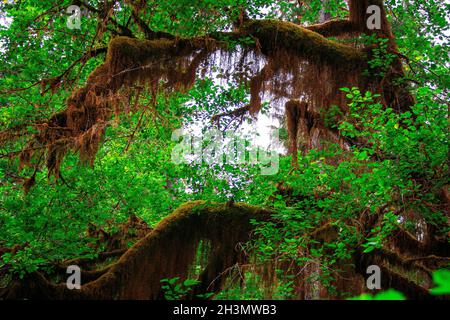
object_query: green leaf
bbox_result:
[430,269,450,295]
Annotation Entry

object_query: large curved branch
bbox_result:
[243,20,365,65]
[2,201,271,300]
[306,20,358,37]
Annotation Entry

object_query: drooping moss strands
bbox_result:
[2,201,271,300]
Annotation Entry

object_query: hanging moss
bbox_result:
[307,20,357,37]
[2,201,271,300]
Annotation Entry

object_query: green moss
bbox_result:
[244,19,365,65]
[107,37,174,60]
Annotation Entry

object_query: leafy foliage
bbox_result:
[0,0,448,300]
